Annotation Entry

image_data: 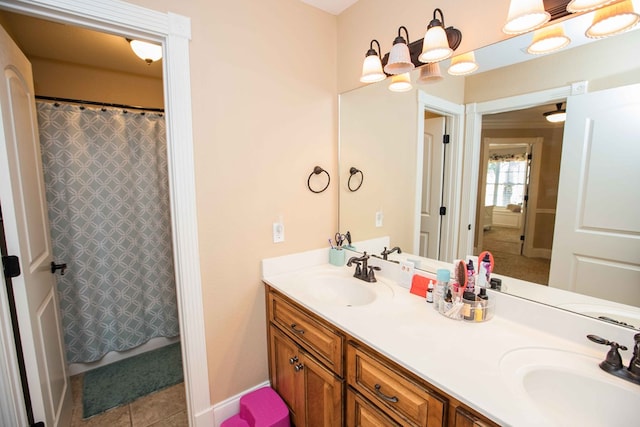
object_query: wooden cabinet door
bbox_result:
[269,326,302,425]
[298,350,343,427]
[451,406,495,427]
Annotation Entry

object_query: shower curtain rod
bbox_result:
[35,95,164,113]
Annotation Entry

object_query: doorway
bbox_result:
[0,1,209,426]
[473,104,565,285]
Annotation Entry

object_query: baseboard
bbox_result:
[212,381,271,426]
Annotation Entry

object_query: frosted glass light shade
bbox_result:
[448,52,479,75]
[384,42,414,75]
[527,25,571,54]
[129,39,162,63]
[419,25,453,63]
[503,0,550,34]
[418,62,443,84]
[567,0,616,13]
[585,0,640,38]
[360,54,386,83]
[388,73,412,92]
[545,111,567,123]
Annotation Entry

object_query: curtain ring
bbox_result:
[348,167,364,192]
[307,166,330,193]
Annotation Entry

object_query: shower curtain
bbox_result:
[37,101,179,364]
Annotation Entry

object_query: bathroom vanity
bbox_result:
[262,248,639,427]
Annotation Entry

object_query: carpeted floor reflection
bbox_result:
[481,226,550,285]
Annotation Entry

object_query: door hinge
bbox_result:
[439,206,447,216]
[527,153,532,160]
[442,134,450,144]
[520,235,525,241]
[2,255,21,278]
[468,224,472,230]
[524,195,529,202]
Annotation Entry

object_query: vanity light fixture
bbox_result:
[543,103,567,123]
[383,26,414,75]
[360,39,386,83]
[418,62,443,84]
[447,51,479,75]
[388,72,412,92]
[128,39,162,64]
[567,0,617,13]
[585,0,640,38]
[527,24,571,54]
[503,0,550,34]
[418,8,462,63]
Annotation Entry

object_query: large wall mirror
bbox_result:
[339,9,640,329]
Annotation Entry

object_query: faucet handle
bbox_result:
[587,334,627,371]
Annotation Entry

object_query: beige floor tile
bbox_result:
[71,374,83,409]
[130,383,186,427]
[71,403,132,427]
[147,410,188,427]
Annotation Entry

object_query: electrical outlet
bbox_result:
[273,222,284,243]
[375,211,383,227]
[399,261,414,287]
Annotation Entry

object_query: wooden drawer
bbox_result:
[268,290,343,376]
[347,343,446,427]
[347,387,401,427]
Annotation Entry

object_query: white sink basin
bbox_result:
[500,347,640,426]
[293,269,393,307]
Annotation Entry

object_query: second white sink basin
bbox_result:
[500,347,640,426]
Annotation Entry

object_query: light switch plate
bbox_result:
[273,222,284,243]
[399,261,414,287]
[375,211,383,227]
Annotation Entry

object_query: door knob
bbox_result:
[50,262,67,275]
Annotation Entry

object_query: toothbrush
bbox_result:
[328,238,335,249]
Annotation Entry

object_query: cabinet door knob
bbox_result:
[290,323,305,335]
[374,383,399,403]
[289,356,299,365]
[294,363,304,372]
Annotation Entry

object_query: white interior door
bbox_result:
[419,117,445,258]
[549,84,640,306]
[0,24,72,426]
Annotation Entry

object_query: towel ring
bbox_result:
[348,167,364,192]
[307,166,330,193]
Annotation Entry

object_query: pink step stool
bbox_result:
[220,386,290,427]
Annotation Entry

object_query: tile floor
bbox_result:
[70,374,188,426]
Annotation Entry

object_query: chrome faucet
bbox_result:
[587,334,640,385]
[346,252,380,282]
[380,246,402,260]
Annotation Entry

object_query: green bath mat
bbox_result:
[82,342,183,418]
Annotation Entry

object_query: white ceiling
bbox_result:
[299,0,359,15]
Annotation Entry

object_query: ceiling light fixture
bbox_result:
[567,0,617,13]
[447,51,479,75]
[543,103,567,123]
[585,0,640,38]
[388,72,413,92]
[419,8,462,63]
[360,39,386,83]
[527,24,571,54]
[128,39,162,64]
[503,0,551,34]
[383,26,414,75]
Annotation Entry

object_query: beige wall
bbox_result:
[124,0,338,403]
[30,57,164,107]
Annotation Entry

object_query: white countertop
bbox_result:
[262,248,639,427]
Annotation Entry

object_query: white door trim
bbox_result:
[416,90,465,262]
[461,85,573,258]
[0,1,212,425]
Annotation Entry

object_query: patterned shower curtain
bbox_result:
[37,101,179,364]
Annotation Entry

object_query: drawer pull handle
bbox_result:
[289,356,299,364]
[294,363,304,372]
[290,323,305,335]
[374,384,399,403]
